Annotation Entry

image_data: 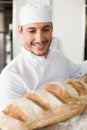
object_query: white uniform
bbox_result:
[0,46,82,111]
[79,60,87,75]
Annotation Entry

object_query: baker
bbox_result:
[0,2,86,111]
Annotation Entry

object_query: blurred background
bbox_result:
[0,0,12,72]
[0,0,86,73]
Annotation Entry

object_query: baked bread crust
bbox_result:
[0,74,87,130]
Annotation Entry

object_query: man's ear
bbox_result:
[18,25,23,34]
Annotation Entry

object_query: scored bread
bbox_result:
[0,74,87,130]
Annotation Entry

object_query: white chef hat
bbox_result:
[19,2,52,25]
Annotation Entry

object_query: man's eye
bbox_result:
[27,30,35,33]
[43,29,50,32]
[30,30,36,33]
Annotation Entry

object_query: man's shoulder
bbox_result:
[50,49,69,63]
[50,48,61,53]
[1,53,22,74]
[50,49,63,56]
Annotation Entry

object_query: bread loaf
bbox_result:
[0,74,87,130]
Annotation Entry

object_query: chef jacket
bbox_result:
[0,46,83,111]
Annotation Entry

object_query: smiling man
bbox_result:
[0,2,86,111]
[18,22,53,57]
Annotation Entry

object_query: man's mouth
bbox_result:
[33,40,48,50]
[34,43,45,50]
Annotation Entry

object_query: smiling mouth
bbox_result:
[33,40,48,50]
[34,43,46,50]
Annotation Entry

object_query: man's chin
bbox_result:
[33,52,45,56]
[32,51,48,57]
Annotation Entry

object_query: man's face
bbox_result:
[18,22,53,57]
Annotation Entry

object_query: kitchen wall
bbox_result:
[13,0,85,64]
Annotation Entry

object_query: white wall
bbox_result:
[52,0,85,63]
[13,0,86,64]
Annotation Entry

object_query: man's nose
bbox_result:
[35,32,43,42]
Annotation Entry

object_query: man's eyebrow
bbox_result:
[23,25,51,30]
[43,25,51,28]
[25,27,35,30]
